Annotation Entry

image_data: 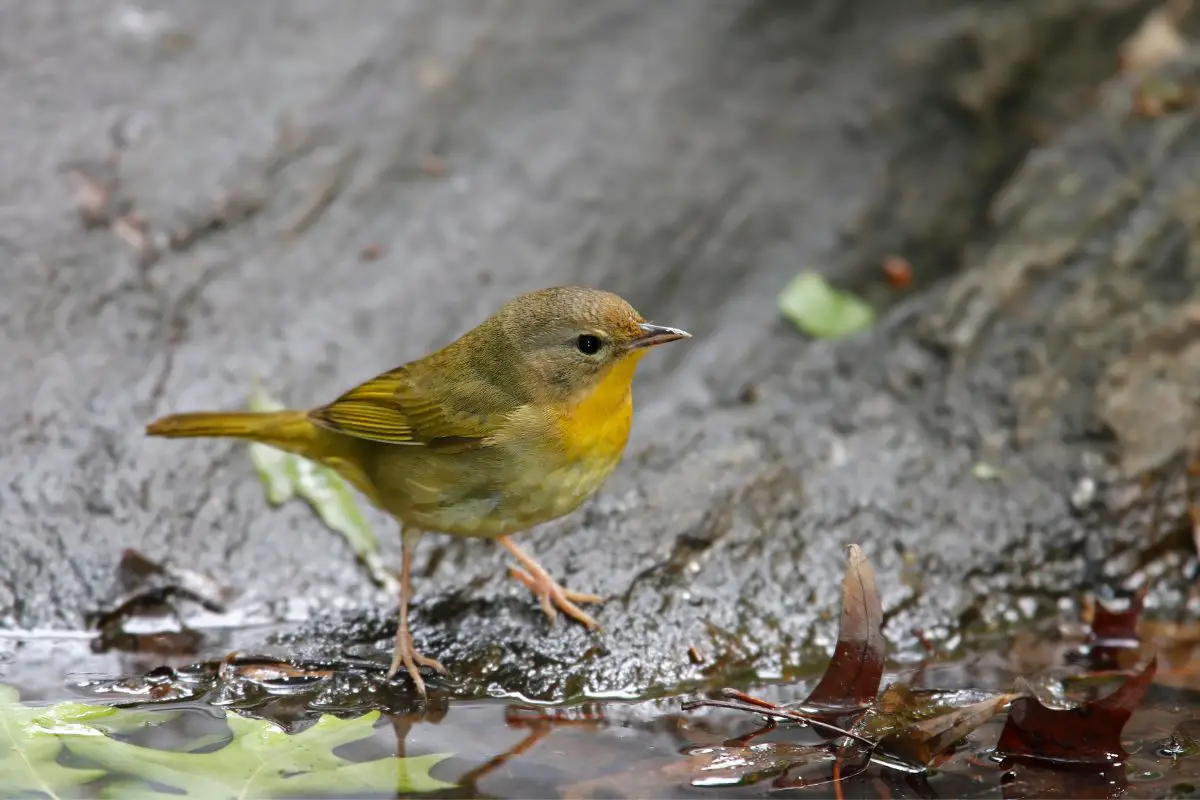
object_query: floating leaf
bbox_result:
[778,271,875,339]
[804,544,885,713]
[0,685,107,797]
[247,386,397,593]
[995,657,1157,765]
[64,708,455,798]
[874,691,1018,770]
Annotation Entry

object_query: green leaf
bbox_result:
[246,385,397,593]
[64,709,455,798]
[291,455,382,564]
[779,271,876,339]
[0,685,107,798]
[247,386,296,505]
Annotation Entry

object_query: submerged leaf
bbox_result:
[804,544,885,712]
[779,271,875,339]
[64,708,456,798]
[995,657,1157,765]
[0,685,107,797]
[247,386,396,593]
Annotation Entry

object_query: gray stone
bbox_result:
[3,0,1193,701]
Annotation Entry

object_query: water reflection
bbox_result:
[2,636,1200,798]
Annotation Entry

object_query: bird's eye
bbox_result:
[576,334,603,355]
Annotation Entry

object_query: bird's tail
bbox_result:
[145,409,320,458]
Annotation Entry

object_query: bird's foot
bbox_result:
[386,629,446,698]
[507,564,604,630]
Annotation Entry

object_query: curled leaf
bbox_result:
[804,544,885,712]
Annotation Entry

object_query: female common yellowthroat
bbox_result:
[145,287,690,696]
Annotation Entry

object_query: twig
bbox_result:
[680,697,876,750]
[722,688,780,710]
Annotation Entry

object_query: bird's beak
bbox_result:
[628,322,691,349]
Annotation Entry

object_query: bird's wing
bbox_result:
[307,366,501,453]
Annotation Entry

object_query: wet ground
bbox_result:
[5,612,1200,798]
[6,0,1200,797]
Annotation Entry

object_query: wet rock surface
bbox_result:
[2,0,1198,702]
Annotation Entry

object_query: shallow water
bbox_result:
[4,630,1200,799]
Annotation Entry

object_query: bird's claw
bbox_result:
[507,565,603,630]
[387,629,446,698]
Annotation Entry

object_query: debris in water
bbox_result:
[873,691,1018,770]
[86,549,233,657]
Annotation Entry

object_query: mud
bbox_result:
[3,0,1198,702]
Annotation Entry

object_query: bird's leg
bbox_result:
[498,535,604,630]
[386,527,446,697]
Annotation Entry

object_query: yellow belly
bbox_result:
[370,367,636,537]
[379,443,625,538]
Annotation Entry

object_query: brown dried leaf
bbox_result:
[875,692,1018,769]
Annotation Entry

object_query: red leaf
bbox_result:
[995,657,1157,765]
[804,544,885,711]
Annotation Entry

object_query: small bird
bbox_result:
[144,287,690,697]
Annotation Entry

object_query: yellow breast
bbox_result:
[554,352,642,464]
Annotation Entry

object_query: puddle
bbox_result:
[3,628,1200,798]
